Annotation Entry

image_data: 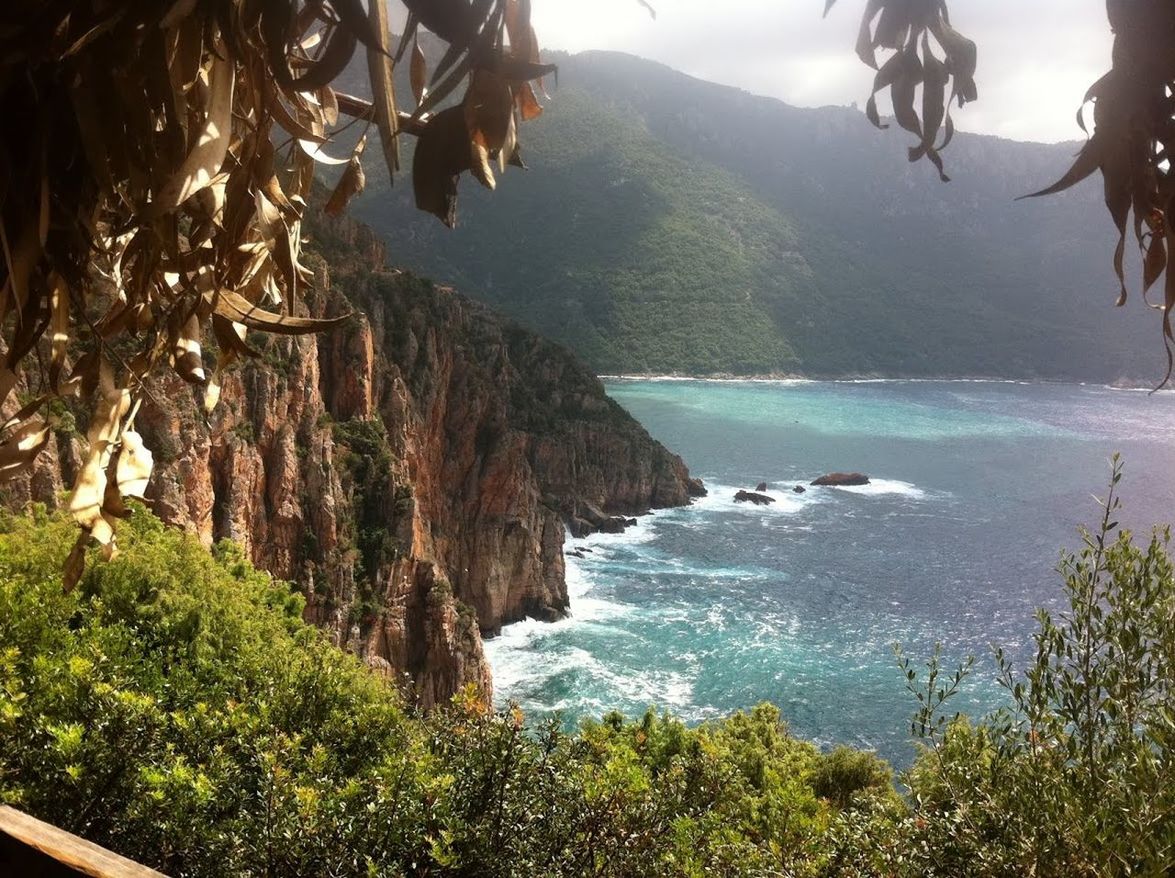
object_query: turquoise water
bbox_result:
[483,380,1175,766]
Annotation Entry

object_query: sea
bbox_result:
[483,379,1175,767]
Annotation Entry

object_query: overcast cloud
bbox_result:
[525,0,1111,144]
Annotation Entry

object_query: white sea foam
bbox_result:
[685,482,814,516]
[487,466,924,714]
[485,531,640,702]
[486,626,697,713]
[601,374,815,387]
[601,375,1047,388]
[685,477,927,511]
[825,478,926,498]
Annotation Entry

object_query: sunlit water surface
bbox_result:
[484,379,1175,765]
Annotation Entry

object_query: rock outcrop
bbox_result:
[4,208,700,706]
[734,490,775,505]
[811,472,871,487]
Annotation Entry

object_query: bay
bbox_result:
[485,379,1175,766]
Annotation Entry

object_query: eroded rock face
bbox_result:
[5,209,699,708]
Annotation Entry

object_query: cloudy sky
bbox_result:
[525,0,1112,144]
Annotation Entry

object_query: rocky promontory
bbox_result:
[3,208,700,707]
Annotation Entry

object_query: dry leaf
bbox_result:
[172,311,207,384]
[411,36,428,107]
[115,430,153,499]
[325,137,368,216]
[0,421,51,480]
[413,106,474,227]
[153,48,235,210]
[0,0,550,569]
[366,0,400,178]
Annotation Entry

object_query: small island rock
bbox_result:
[793,485,806,494]
[734,490,776,505]
[755,481,769,492]
[811,472,871,487]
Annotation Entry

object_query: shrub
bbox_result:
[812,746,896,810]
[899,456,1175,877]
[0,506,893,876]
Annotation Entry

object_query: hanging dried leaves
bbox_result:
[0,0,553,584]
[1020,1,1175,383]
[405,0,555,225]
[827,0,977,180]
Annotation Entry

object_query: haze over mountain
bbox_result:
[345,50,1160,382]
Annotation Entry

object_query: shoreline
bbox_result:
[598,373,1171,392]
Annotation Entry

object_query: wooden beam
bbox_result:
[0,806,167,877]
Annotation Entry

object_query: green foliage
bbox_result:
[46,397,78,438]
[4,462,1172,876]
[0,506,423,876]
[332,417,403,581]
[230,419,255,442]
[0,507,897,876]
[897,457,1175,876]
[811,747,897,811]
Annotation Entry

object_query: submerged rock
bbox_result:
[811,472,871,487]
[793,485,806,494]
[734,490,776,505]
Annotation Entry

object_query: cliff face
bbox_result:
[5,210,701,706]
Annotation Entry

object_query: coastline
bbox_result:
[598,372,1172,392]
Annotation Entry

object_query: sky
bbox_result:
[524,0,1113,144]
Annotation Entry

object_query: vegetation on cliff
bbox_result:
[2,471,1172,876]
[0,505,893,876]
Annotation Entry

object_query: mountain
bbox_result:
[346,50,1160,383]
[3,206,700,707]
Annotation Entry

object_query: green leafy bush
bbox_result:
[0,506,891,876]
[898,457,1175,876]
[3,460,1172,876]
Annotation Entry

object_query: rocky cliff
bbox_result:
[3,209,702,707]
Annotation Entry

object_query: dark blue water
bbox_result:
[484,379,1175,766]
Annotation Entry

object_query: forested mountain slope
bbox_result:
[348,50,1158,382]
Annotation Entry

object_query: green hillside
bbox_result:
[345,51,1160,382]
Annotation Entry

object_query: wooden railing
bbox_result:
[0,806,166,877]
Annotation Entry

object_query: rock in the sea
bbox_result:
[811,472,871,487]
[755,481,768,492]
[687,477,708,498]
[535,605,567,623]
[793,485,806,494]
[734,490,776,505]
[597,515,636,534]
